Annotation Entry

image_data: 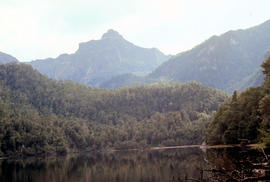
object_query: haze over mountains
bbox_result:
[103,20,270,92]
[1,16,270,158]
[29,29,170,86]
[0,52,18,64]
[1,20,269,92]
[150,20,270,92]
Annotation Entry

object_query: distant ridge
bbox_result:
[148,20,270,93]
[28,30,170,86]
[0,52,18,64]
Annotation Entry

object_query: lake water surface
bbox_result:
[0,146,269,182]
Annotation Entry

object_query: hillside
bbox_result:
[99,73,158,89]
[233,68,264,91]
[147,20,270,93]
[0,52,18,64]
[206,55,270,146]
[29,29,170,86]
[0,63,228,156]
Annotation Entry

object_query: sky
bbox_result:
[1,0,270,62]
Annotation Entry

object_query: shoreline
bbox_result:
[103,143,260,152]
[0,144,260,160]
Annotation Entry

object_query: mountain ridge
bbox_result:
[102,20,270,92]
[0,51,18,64]
[149,19,270,93]
[29,29,170,86]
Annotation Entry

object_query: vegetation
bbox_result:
[206,55,270,146]
[0,63,228,156]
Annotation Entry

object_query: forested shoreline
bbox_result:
[0,63,228,157]
[1,55,270,158]
[206,56,270,146]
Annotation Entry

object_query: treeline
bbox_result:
[0,63,228,156]
[206,56,270,146]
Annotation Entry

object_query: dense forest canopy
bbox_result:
[206,55,270,146]
[0,63,228,156]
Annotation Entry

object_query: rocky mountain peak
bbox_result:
[101,29,124,39]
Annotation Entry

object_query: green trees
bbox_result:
[206,56,270,146]
[0,63,228,156]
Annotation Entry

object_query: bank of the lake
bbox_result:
[1,146,269,182]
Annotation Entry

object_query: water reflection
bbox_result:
[0,147,269,182]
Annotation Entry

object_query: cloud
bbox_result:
[0,0,144,61]
[0,0,270,60]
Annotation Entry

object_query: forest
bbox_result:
[0,63,228,156]
[206,56,270,146]
[2,55,270,157]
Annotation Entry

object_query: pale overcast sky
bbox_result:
[1,0,270,61]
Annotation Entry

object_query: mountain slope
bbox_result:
[29,29,170,86]
[99,73,158,89]
[0,52,18,64]
[149,20,270,93]
[0,63,228,156]
[206,55,270,145]
[233,68,264,91]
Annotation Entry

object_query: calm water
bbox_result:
[0,147,268,182]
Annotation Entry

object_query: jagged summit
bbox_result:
[29,29,169,87]
[101,29,123,39]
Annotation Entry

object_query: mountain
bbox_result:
[28,29,170,86]
[206,55,270,145]
[0,63,228,156]
[100,72,176,89]
[99,73,145,89]
[148,20,270,93]
[0,52,18,64]
[232,68,264,91]
[99,73,158,89]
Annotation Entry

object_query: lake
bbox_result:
[0,146,269,182]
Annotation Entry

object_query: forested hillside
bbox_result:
[0,63,228,157]
[99,73,154,89]
[206,55,270,146]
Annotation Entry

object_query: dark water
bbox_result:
[0,147,269,182]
